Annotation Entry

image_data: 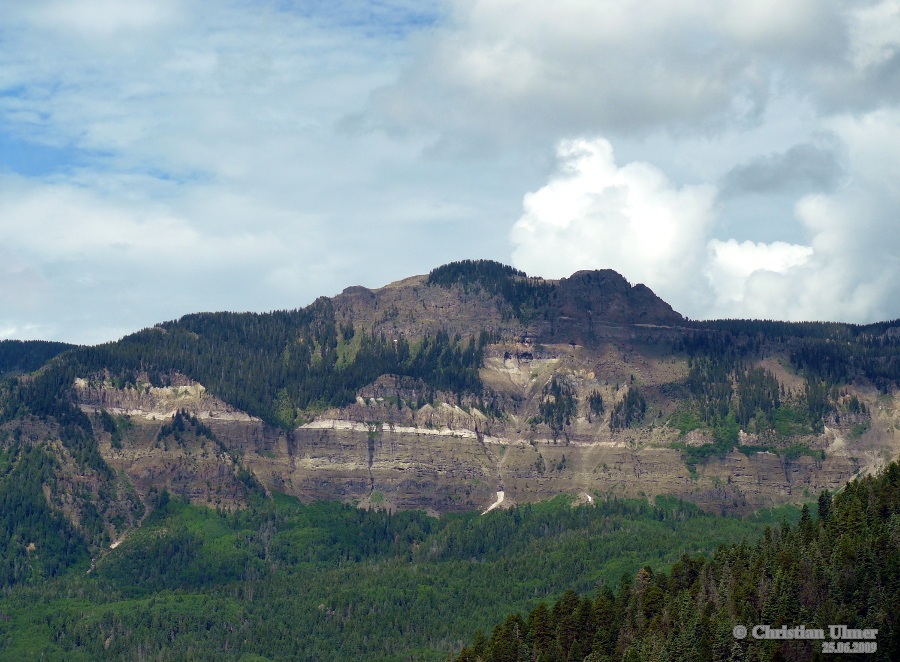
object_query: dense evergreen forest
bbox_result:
[428,260,556,322]
[533,377,579,439]
[0,491,798,660]
[452,461,900,661]
[0,441,88,587]
[0,340,74,377]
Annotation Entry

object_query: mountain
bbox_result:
[1,259,900,585]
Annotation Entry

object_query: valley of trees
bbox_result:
[533,377,578,440]
[609,387,646,432]
[0,490,799,660]
[452,460,900,661]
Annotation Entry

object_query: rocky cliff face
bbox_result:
[9,261,900,574]
[6,261,892,546]
[332,275,517,341]
[72,334,899,517]
[330,267,683,345]
[545,270,683,342]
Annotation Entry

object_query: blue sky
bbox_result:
[2,0,900,343]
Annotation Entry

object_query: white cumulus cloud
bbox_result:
[512,124,900,324]
[705,240,814,310]
[510,138,717,310]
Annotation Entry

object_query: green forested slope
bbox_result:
[0,493,797,661]
[0,340,74,377]
[452,461,900,662]
[0,442,88,587]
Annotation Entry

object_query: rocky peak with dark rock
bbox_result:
[552,269,684,329]
[335,260,686,346]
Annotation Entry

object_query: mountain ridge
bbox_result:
[1,259,900,585]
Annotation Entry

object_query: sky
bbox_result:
[2,0,900,344]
